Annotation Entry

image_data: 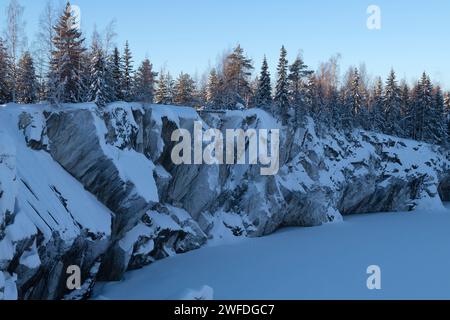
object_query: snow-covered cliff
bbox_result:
[0,102,448,299]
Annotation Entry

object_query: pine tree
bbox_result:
[222,45,253,109]
[255,56,272,109]
[383,70,402,136]
[274,46,289,123]
[174,72,196,106]
[48,2,86,104]
[0,38,12,104]
[121,41,134,101]
[134,58,157,103]
[111,47,123,101]
[16,51,37,104]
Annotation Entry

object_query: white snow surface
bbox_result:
[0,104,112,245]
[94,206,450,300]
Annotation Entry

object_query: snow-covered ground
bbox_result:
[93,205,450,300]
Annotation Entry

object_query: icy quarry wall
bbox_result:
[0,102,449,299]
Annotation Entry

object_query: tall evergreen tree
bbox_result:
[444,92,450,141]
[121,41,134,101]
[88,40,111,107]
[155,71,167,104]
[399,82,411,138]
[111,47,123,101]
[413,73,434,142]
[174,72,196,106]
[133,58,157,103]
[274,46,289,123]
[255,56,272,109]
[346,68,363,127]
[370,77,384,132]
[155,71,174,105]
[305,74,322,122]
[430,86,447,145]
[206,68,222,109]
[165,72,175,104]
[383,70,402,136]
[16,51,37,104]
[48,2,86,104]
[288,55,312,123]
[222,45,253,109]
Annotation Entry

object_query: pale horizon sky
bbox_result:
[1,0,450,89]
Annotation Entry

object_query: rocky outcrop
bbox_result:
[0,102,448,299]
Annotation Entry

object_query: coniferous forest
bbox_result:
[0,0,449,147]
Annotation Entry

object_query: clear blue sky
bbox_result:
[2,0,450,88]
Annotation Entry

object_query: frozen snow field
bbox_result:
[94,206,450,300]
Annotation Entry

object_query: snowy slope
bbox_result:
[1,101,449,300]
[94,206,450,300]
[0,104,112,299]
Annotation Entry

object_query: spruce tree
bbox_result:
[121,41,134,101]
[399,82,411,138]
[48,2,86,104]
[383,70,402,136]
[414,73,434,142]
[155,71,166,104]
[255,56,272,109]
[111,47,123,101]
[430,86,447,145]
[155,71,174,105]
[304,74,327,128]
[134,58,157,103]
[347,68,363,127]
[16,51,37,104]
[165,72,175,104]
[274,46,289,123]
[89,41,111,107]
[371,77,384,132]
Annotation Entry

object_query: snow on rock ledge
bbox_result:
[0,102,449,299]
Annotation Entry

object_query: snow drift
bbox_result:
[0,102,448,299]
